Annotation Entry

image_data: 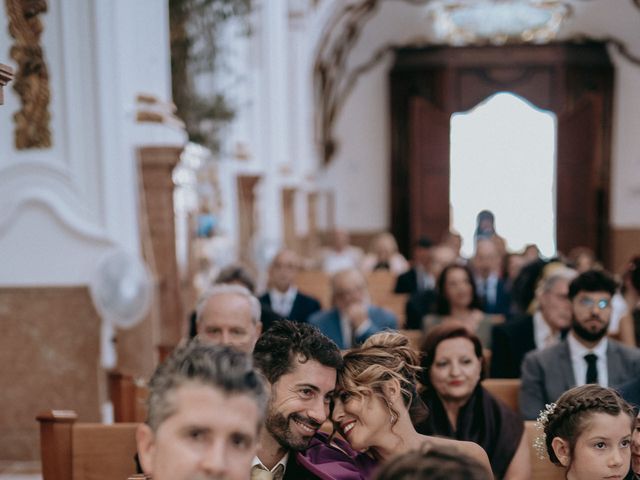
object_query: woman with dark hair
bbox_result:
[415,323,530,480]
[424,264,495,347]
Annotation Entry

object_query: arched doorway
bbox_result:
[390,42,613,263]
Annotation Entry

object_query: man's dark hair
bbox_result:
[253,320,342,384]
[568,269,617,300]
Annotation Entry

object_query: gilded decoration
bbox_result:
[5,0,52,149]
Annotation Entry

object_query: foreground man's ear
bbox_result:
[135,423,156,475]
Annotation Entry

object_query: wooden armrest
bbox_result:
[37,410,78,480]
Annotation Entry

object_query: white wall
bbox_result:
[0,0,185,286]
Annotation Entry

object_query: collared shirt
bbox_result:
[339,311,372,349]
[269,287,297,318]
[568,332,609,387]
[476,273,498,306]
[533,311,561,350]
[252,452,289,478]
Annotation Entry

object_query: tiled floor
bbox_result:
[0,462,42,480]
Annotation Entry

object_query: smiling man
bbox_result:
[519,270,640,420]
[136,342,268,480]
[252,320,371,479]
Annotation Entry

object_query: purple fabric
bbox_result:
[296,432,378,480]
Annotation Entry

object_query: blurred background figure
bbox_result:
[473,210,506,255]
[616,256,640,347]
[322,228,364,274]
[567,246,600,273]
[361,231,409,275]
[441,230,466,264]
[395,237,434,294]
[424,264,495,347]
[259,248,321,324]
[472,238,511,316]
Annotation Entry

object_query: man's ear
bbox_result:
[136,423,156,475]
[256,321,263,337]
[551,436,571,467]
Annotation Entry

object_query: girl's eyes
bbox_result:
[621,438,631,448]
[594,441,606,449]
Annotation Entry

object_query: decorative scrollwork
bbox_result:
[5,0,52,149]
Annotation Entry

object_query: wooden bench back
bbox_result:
[295,270,331,308]
[38,410,139,480]
[481,378,521,413]
[108,371,148,423]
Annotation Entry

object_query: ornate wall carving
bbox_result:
[5,0,52,149]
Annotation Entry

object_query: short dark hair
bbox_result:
[215,264,256,293]
[146,341,267,432]
[420,322,484,389]
[373,445,491,480]
[253,320,343,384]
[568,269,617,300]
[436,264,482,315]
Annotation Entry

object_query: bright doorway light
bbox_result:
[450,92,556,258]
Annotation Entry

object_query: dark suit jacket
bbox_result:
[259,291,321,324]
[618,376,640,410]
[405,289,437,330]
[395,268,418,294]
[519,338,640,419]
[283,453,320,480]
[479,277,511,316]
[308,306,397,349]
[490,315,536,378]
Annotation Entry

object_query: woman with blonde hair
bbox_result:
[331,331,492,477]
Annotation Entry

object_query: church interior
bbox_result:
[1,0,640,478]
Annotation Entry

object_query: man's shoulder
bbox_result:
[523,340,566,364]
[308,308,337,325]
[608,338,640,359]
[495,314,533,334]
[295,291,322,306]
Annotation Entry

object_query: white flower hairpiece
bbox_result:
[533,402,556,459]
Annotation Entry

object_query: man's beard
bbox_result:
[264,408,321,451]
[572,315,609,343]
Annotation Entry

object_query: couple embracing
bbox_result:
[252,320,491,479]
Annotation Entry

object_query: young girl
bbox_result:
[542,384,635,480]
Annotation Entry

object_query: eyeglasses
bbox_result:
[577,297,611,310]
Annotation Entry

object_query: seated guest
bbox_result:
[394,237,434,294]
[520,270,640,420]
[259,248,321,324]
[416,323,530,479]
[405,244,457,329]
[332,331,492,475]
[617,256,640,347]
[136,342,268,480]
[196,284,262,353]
[567,245,600,273]
[309,268,397,349]
[491,265,577,378]
[253,320,375,479]
[424,264,495,348]
[542,384,635,480]
[472,238,511,316]
[361,232,409,275]
[322,228,364,274]
[373,443,492,480]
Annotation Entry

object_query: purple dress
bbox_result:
[296,432,378,480]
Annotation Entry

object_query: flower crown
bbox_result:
[533,402,557,459]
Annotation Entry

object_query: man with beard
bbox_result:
[519,270,640,420]
[252,320,376,479]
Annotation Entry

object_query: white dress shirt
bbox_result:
[252,452,289,478]
[567,333,609,387]
[269,287,297,317]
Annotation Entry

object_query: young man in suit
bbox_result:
[308,268,397,349]
[260,249,321,325]
[252,321,373,479]
[472,238,511,316]
[519,269,640,419]
[490,265,577,378]
[136,342,268,480]
[394,237,434,294]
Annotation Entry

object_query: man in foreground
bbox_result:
[136,342,268,480]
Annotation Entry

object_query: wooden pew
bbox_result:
[108,371,148,423]
[481,378,521,413]
[38,410,139,480]
[524,420,566,480]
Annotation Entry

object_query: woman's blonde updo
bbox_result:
[338,331,428,424]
